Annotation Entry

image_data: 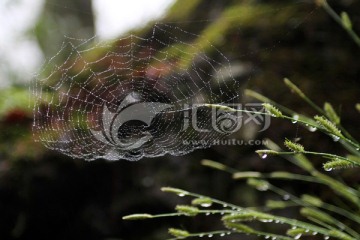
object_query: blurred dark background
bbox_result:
[0,0,359,239]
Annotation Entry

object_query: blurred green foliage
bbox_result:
[0,88,29,116]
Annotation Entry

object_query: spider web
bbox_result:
[32,24,254,161]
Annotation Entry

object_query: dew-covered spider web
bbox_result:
[32,24,264,161]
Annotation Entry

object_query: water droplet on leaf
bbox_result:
[308,126,317,132]
[325,167,333,172]
[292,115,299,123]
[283,194,290,200]
[294,234,302,239]
[200,203,212,208]
[331,135,340,142]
